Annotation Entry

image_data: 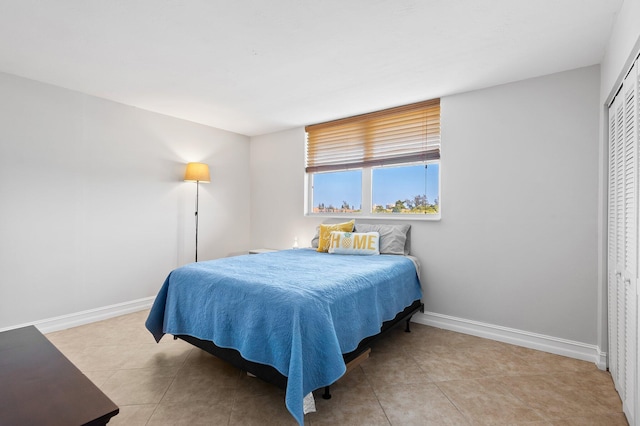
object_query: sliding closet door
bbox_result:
[608,61,639,426]
[609,81,626,398]
[637,62,640,425]
[622,62,638,425]
[608,91,622,392]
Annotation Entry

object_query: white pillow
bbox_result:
[328,231,380,256]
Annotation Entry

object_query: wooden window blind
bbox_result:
[305,98,440,173]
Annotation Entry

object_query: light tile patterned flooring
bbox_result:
[45,310,628,425]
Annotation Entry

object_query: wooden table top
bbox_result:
[0,325,119,426]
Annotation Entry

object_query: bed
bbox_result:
[145,247,422,425]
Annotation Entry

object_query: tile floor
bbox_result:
[45,310,627,425]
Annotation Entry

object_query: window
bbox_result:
[306,99,441,218]
[311,169,362,213]
[372,163,439,214]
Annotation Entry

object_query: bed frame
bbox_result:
[174,299,424,399]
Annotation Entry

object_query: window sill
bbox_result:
[305,212,441,222]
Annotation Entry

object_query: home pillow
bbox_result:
[328,231,380,256]
[316,220,355,252]
[354,223,411,255]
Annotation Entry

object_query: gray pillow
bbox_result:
[311,226,319,248]
[354,223,411,255]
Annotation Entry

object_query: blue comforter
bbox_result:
[145,249,422,425]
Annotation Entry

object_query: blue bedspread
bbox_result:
[145,249,422,425]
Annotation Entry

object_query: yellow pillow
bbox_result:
[317,220,355,252]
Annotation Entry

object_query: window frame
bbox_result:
[305,159,441,221]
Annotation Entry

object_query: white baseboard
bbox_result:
[0,297,155,334]
[1,301,608,371]
[413,311,608,370]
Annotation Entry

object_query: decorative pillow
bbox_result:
[317,220,355,252]
[354,223,411,255]
[328,231,380,255]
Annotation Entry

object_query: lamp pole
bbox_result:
[195,180,200,262]
[184,162,210,263]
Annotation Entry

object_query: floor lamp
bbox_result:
[184,162,210,262]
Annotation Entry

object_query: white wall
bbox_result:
[601,0,640,100]
[250,65,601,346]
[250,127,318,250]
[0,71,250,329]
[434,65,600,344]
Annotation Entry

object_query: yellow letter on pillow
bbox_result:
[330,233,341,249]
[353,234,366,249]
[367,234,376,250]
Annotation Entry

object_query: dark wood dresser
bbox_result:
[0,325,119,425]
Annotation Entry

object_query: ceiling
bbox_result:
[0,0,623,136]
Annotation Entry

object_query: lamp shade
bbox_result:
[184,162,210,182]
